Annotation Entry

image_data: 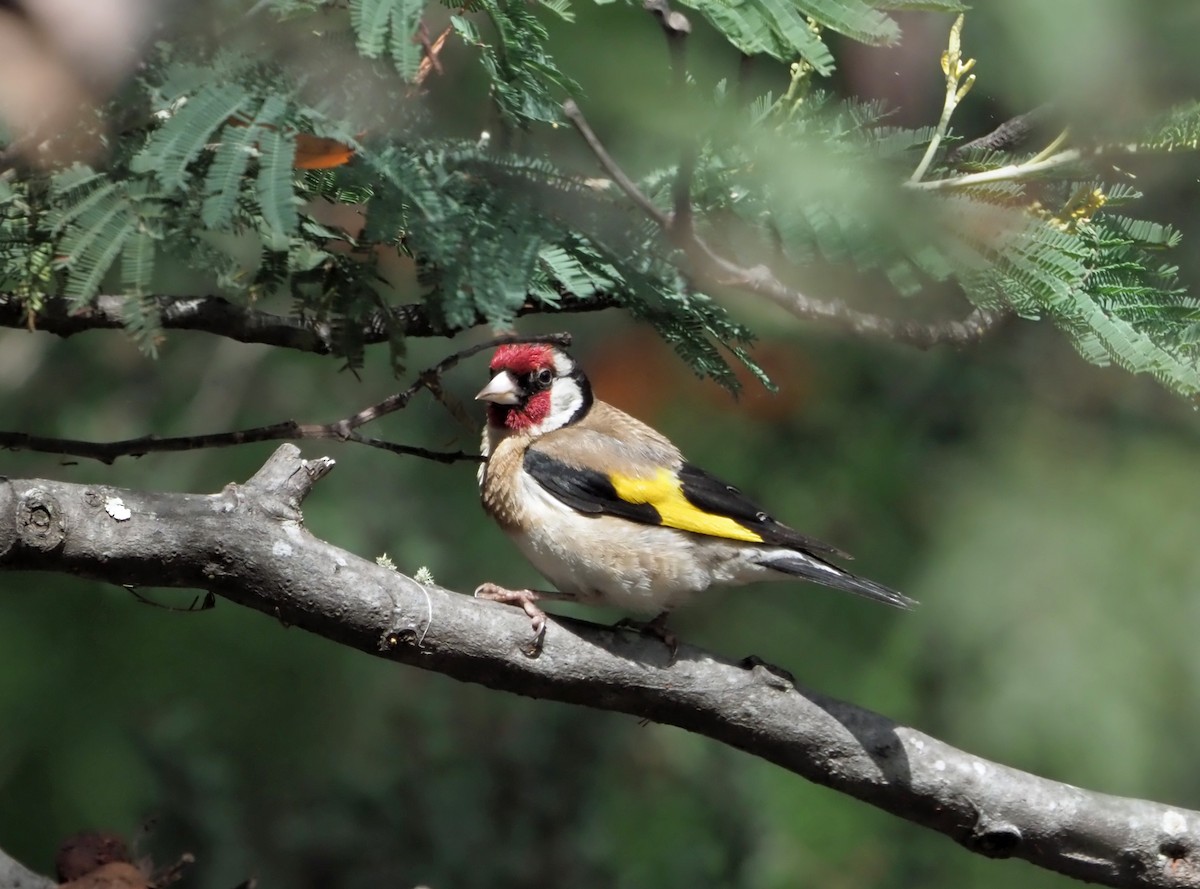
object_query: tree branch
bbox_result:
[560,102,1008,349]
[947,103,1055,163]
[909,147,1083,191]
[0,332,570,464]
[643,0,696,239]
[908,14,976,185]
[0,844,52,889]
[563,102,670,229]
[0,294,612,355]
[1,445,1196,889]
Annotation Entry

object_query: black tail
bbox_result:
[758,551,916,610]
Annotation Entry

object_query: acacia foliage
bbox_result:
[1,0,1200,394]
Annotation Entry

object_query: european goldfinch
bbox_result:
[475,342,914,650]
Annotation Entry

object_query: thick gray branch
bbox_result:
[0,845,52,889]
[0,445,1196,889]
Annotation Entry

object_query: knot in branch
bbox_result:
[965,810,1023,858]
[18,488,65,551]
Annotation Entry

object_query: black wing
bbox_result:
[523,449,662,525]
[676,464,851,558]
[524,450,850,558]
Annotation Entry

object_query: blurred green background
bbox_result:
[4,2,1200,887]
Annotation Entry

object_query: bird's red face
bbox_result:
[476,344,591,434]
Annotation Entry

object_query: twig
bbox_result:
[908,147,1084,191]
[771,303,1006,349]
[948,103,1054,162]
[1025,128,1070,167]
[561,102,1007,348]
[563,101,669,228]
[0,332,570,464]
[0,294,609,354]
[412,22,452,87]
[126,585,216,612]
[642,0,697,242]
[909,14,976,184]
[348,435,482,464]
[643,0,691,88]
[671,147,695,240]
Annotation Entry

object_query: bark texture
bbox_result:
[0,445,1197,889]
[0,850,52,889]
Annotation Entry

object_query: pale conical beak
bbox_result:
[475,370,521,405]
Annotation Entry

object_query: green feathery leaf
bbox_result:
[131,82,252,190]
[256,127,299,250]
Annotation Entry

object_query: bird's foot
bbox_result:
[613,611,678,663]
[474,583,547,656]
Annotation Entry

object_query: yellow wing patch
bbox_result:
[609,468,765,543]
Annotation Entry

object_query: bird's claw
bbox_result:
[524,609,547,658]
[613,611,679,663]
[475,582,547,657]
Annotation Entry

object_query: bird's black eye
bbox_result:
[534,368,554,387]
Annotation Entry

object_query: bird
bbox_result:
[474,341,915,652]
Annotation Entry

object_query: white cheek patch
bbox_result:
[551,351,575,376]
[543,379,584,431]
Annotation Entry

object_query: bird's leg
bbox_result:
[613,610,679,662]
[643,611,680,661]
[474,583,575,655]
